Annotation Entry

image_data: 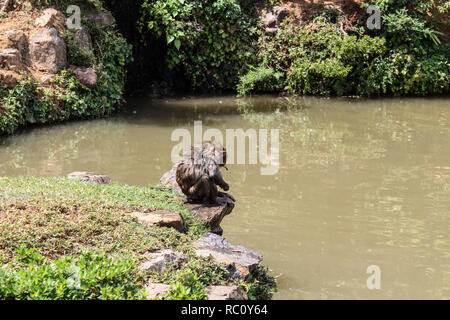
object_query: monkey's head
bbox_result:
[191,142,227,168]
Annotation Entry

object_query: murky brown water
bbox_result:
[1,96,449,299]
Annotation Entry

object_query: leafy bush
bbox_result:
[241,17,387,96]
[237,66,284,96]
[140,0,258,91]
[239,1,449,97]
[361,0,450,96]
[0,247,142,300]
[163,268,209,300]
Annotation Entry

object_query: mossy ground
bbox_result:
[0,177,276,300]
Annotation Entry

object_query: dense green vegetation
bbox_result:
[238,0,450,96]
[0,248,142,299]
[140,0,258,91]
[0,177,276,300]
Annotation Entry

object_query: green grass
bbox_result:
[0,177,207,262]
[0,177,277,300]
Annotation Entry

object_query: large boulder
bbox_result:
[193,232,263,279]
[74,27,93,52]
[6,30,27,55]
[205,286,248,300]
[130,210,184,232]
[87,12,116,27]
[159,165,235,233]
[0,48,22,71]
[67,171,111,184]
[30,28,67,73]
[69,66,97,88]
[35,8,66,34]
[139,249,187,273]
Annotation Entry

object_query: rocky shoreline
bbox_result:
[68,170,266,301]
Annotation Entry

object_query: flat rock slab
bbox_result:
[159,165,234,232]
[193,232,263,279]
[67,171,111,184]
[184,197,234,231]
[140,249,187,273]
[131,210,184,232]
[206,286,248,300]
[145,283,170,300]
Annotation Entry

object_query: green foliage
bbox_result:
[0,247,142,300]
[163,268,209,300]
[361,0,450,96]
[239,1,449,97]
[0,19,132,135]
[241,17,387,96]
[241,266,277,300]
[65,32,96,68]
[0,177,207,263]
[237,66,284,96]
[140,0,258,90]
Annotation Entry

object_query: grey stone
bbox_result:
[206,285,248,300]
[193,232,263,279]
[35,8,66,34]
[145,283,170,300]
[130,210,184,232]
[159,164,182,194]
[87,12,116,27]
[67,171,111,184]
[6,30,27,55]
[30,28,67,73]
[0,48,22,70]
[184,197,234,232]
[74,27,93,52]
[69,66,97,88]
[140,249,187,273]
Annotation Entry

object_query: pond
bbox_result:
[1,95,449,299]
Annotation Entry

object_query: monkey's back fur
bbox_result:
[176,142,229,204]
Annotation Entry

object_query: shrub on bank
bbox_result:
[238,1,450,97]
[140,0,258,91]
[0,248,142,300]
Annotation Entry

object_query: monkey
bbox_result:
[176,141,235,204]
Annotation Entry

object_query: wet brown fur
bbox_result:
[176,142,231,204]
